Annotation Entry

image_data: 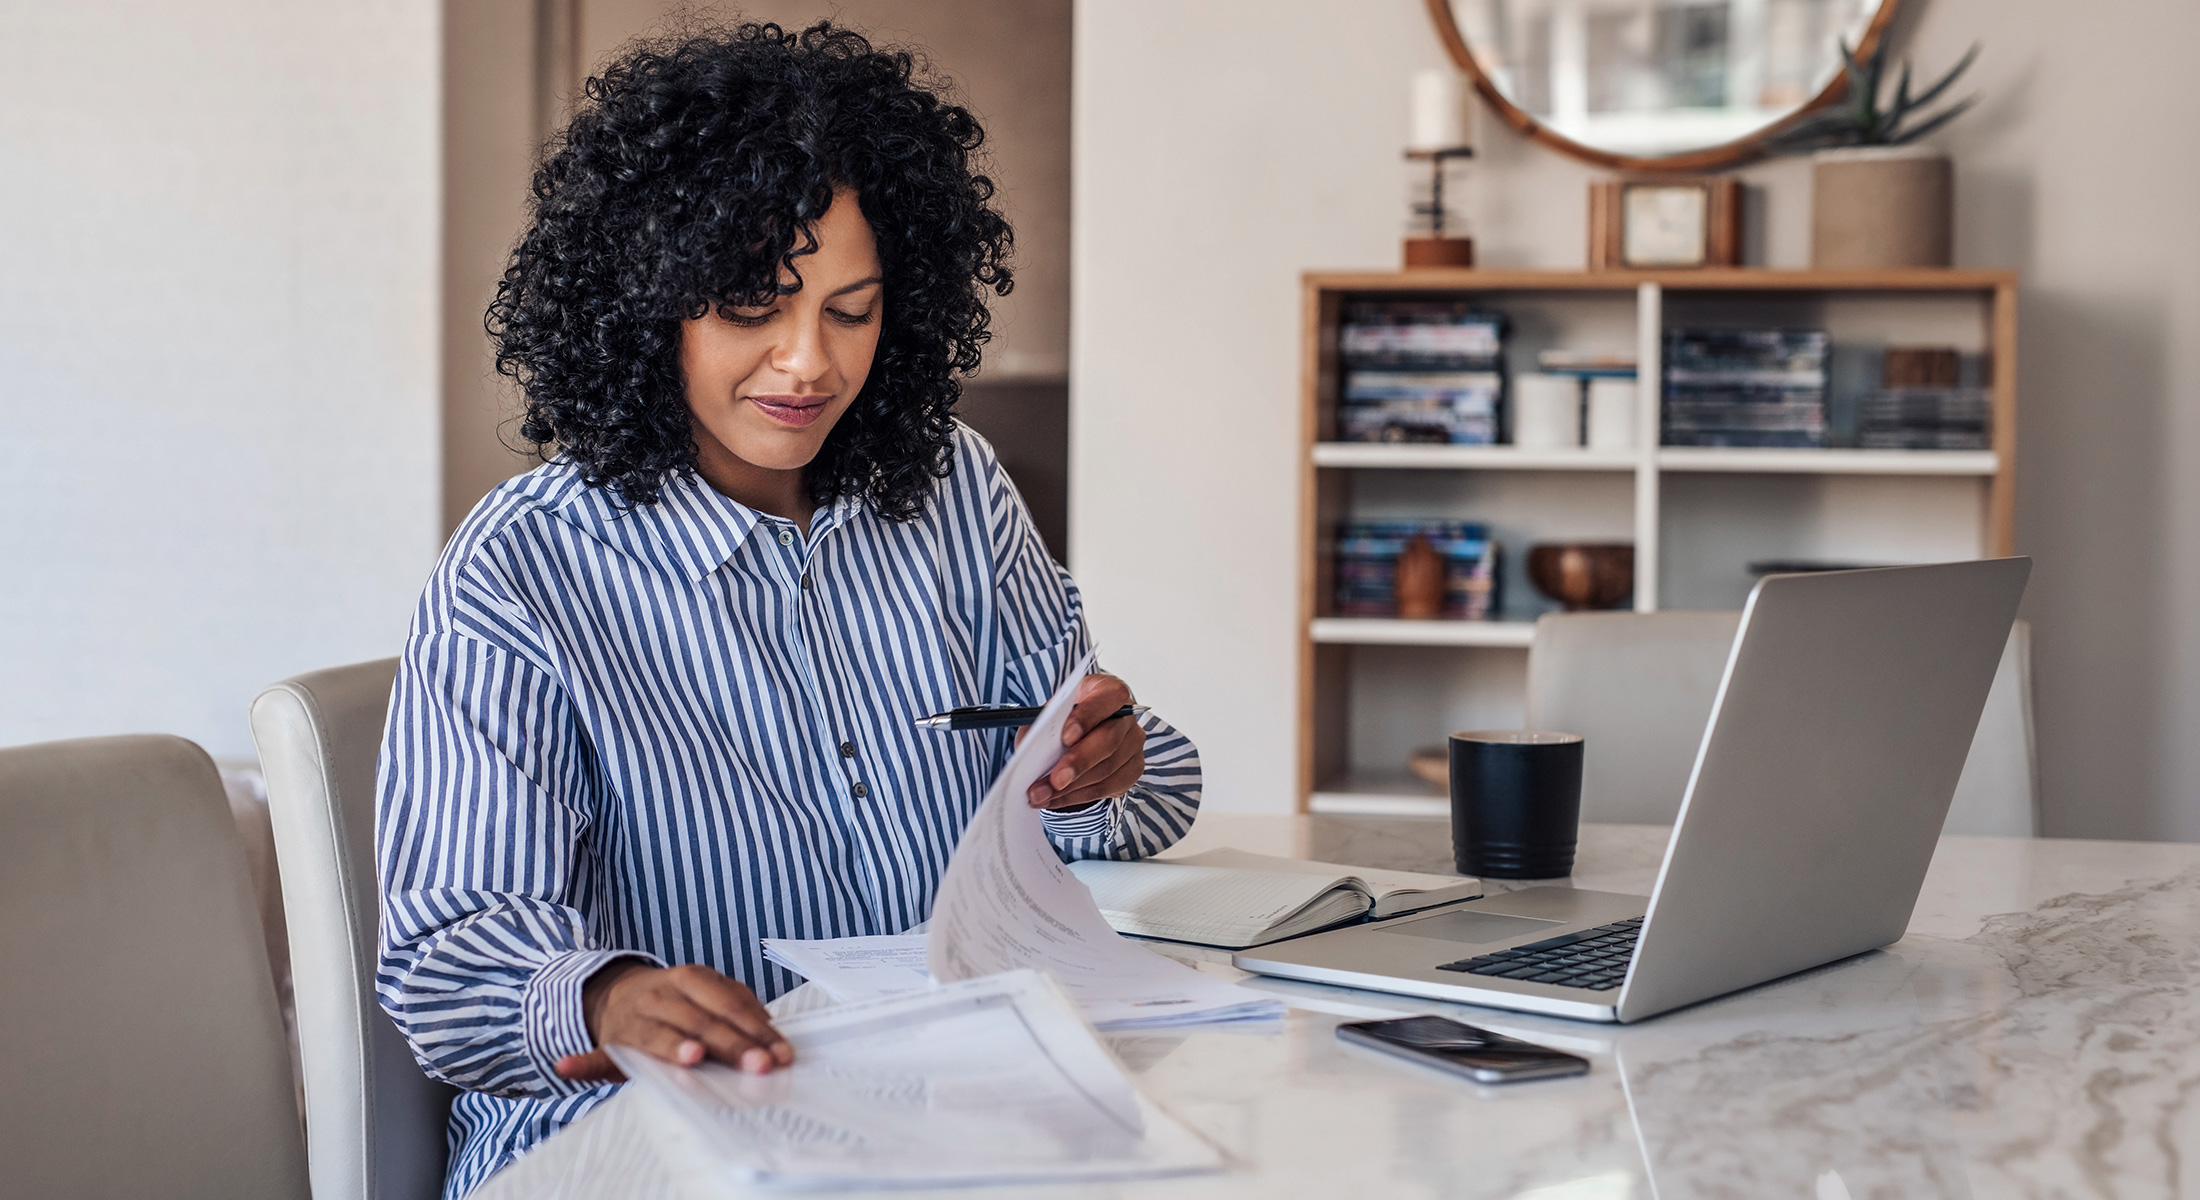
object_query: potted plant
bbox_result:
[1772,40,1980,269]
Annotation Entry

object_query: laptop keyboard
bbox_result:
[1434,916,1642,991]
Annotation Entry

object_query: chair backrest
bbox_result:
[1526,611,2037,835]
[0,735,310,1199]
[252,659,455,1200]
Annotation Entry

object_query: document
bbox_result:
[611,970,1225,1188]
[766,654,1283,1030]
[922,652,1282,1029]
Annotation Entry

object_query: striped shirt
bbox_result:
[375,425,1201,1197]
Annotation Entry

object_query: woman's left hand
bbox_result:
[1024,673,1147,810]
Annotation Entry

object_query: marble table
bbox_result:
[473,815,2200,1199]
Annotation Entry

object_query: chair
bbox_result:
[0,735,310,1199]
[1526,612,2037,836]
[252,659,456,1200]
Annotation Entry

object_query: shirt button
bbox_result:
[777,529,794,546]
[801,574,812,592]
[838,741,856,758]
[851,782,869,799]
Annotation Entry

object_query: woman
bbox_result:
[375,23,1200,1195]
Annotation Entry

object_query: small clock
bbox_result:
[1589,178,1741,270]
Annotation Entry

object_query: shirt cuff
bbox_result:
[1039,797,1117,840]
[521,948,665,1089]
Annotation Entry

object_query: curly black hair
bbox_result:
[487,20,1013,517]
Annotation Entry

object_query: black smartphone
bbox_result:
[1336,1016,1590,1084]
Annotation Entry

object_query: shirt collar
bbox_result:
[594,469,864,584]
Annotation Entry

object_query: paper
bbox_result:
[611,970,1225,1188]
[921,651,1284,1029]
[760,936,930,1003]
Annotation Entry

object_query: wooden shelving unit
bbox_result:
[1298,268,2018,814]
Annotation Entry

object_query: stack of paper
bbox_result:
[762,932,1279,1031]
[612,970,1226,1188]
[763,650,1284,1031]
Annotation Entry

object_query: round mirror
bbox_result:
[1429,0,1900,170]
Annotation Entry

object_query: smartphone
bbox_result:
[1336,1016,1590,1084]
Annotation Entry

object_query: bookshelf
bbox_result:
[1298,268,2018,814]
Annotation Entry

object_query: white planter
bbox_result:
[1810,145,1953,269]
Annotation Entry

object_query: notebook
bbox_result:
[1065,849,1482,950]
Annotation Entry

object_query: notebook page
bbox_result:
[1162,848,1480,918]
[1065,860,1365,946]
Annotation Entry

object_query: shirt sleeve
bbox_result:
[972,429,1201,862]
[376,587,658,1100]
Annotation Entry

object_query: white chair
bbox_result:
[253,660,456,1200]
[1526,612,2037,836]
[0,735,310,1198]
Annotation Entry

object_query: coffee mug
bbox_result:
[1449,730,1584,879]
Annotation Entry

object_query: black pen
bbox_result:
[913,703,1148,731]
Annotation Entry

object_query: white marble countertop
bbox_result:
[474,814,2200,1199]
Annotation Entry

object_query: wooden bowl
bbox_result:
[1528,543,1635,611]
[1409,747,1449,791]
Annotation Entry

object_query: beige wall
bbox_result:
[1074,0,2200,838]
[574,0,1071,380]
[442,0,545,534]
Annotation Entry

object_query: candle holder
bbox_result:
[1404,145,1475,268]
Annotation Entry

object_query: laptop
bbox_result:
[1236,558,2031,1023]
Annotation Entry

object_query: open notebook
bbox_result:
[1065,848,1482,950]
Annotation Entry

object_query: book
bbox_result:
[1663,328,1830,448]
[1856,385,1991,450]
[1065,848,1483,950]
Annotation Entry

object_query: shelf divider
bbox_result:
[1310,618,1538,648]
[1311,444,1636,471]
[1655,448,1999,475]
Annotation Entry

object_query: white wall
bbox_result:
[0,2,441,760]
[1071,1,1452,812]
[1075,0,2200,838]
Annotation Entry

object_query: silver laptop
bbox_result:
[1236,558,2031,1023]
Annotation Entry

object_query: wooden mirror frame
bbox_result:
[1425,0,1903,172]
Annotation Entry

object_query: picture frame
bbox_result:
[1588,178,1742,270]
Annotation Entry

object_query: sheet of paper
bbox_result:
[767,931,1278,1031]
[923,652,1284,1029]
[760,935,930,1004]
[612,970,1225,1188]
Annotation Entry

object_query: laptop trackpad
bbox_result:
[1386,910,1562,945]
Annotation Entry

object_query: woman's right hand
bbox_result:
[553,959,794,1083]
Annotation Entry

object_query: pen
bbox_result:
[914,703,1148,731]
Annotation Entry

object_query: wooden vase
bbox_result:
[1395,534,1447,619]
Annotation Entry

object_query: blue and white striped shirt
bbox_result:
[375,425,1201,1196]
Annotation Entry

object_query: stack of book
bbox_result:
[1662,329,1828,448]
[1858,387,1991,450]
[1336,301,1504,445]
[1334,520,1499,620]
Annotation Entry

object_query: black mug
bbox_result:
[1449,730,1584,879]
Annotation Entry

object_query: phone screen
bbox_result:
[1336,1016,1590,1084]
